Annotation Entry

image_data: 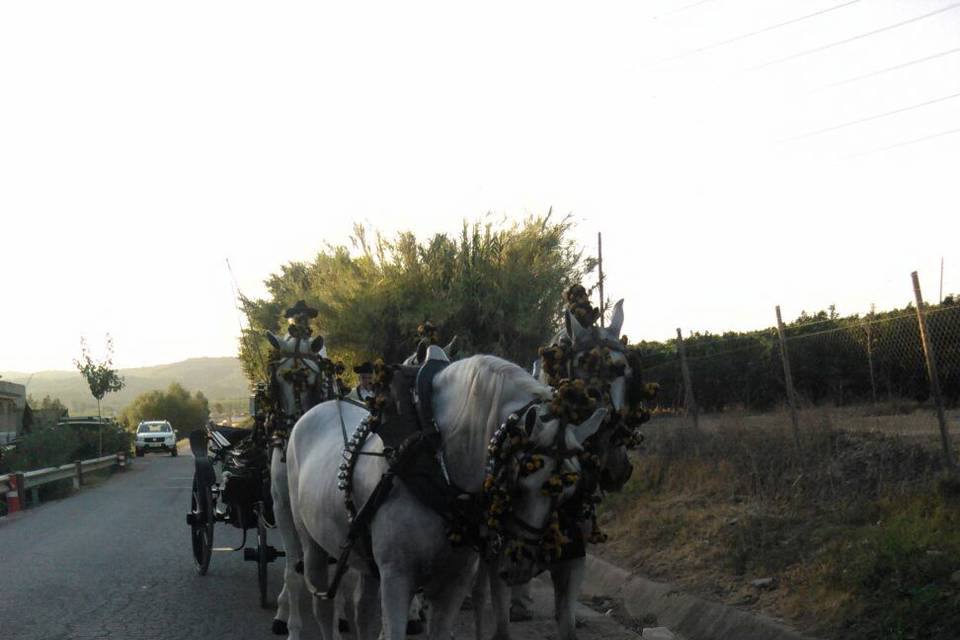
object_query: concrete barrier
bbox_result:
[581,555,820,640]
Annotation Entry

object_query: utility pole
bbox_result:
[940,257,944,305]
[676,328,700,431]
[865,304,878,407]
[775,306,802,449]
[912,271,955,469]
[597,232,605,327]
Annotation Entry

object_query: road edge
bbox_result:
[581,555,821,640]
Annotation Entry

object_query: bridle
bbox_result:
[483,399,586,563]
[268,338,333,450]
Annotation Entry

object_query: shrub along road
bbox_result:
[0,449,643,639]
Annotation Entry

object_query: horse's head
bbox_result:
[266,330,327,424]
[559,299,645,492]
[493,404,607,585]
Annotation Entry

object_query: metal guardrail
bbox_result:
[1,451,130,515]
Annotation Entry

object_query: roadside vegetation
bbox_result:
[0,426,132,475]
[1,382,206,477]
[599,410,960,640]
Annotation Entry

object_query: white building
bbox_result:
[0,380,26,444]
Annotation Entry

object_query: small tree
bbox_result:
[74,335,125,456]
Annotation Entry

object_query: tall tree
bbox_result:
[237,214,594,382]
[74,335,125,456]
[120,383,210,434]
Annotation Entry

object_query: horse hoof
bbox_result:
[406,619,425,635]
[271,619,287,635]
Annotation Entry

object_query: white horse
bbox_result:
[541,299,640,640]
[274,334,454,638]
[264,329,330,639]
[473,299,640,640]
[285,354,606,640]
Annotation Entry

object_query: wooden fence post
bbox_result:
[74,460,83,489]
[911,271,956,469]
[676,328,700,431]
[864,306,878,406]
[776,306,802,448]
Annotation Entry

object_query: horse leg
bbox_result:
[352,571,381,640]
[422,550,476,640]
[301,534,335,640]
[487,568,513,640]
[379,569,415,640]
[471,562,487,640]
[551,557,584,640]
[278,533,305,640]
[273,584,289,634]
[511,582,533,621]
[270,450,294,636]
[408,592,425,634]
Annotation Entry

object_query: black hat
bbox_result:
[284,300,318,319]
[353,362,374,375]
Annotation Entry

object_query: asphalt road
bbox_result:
[0,449,641,640]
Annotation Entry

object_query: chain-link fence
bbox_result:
[639,273,960,467]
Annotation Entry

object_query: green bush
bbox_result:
[0,427,81,473]
[71,427,133,461]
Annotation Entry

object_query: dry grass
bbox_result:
[596,409,960,640]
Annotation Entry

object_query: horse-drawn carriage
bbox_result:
[185,290,658,640]
[186,383,284,608]
[186,300,337,609]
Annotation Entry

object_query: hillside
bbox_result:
[1,357,249,415]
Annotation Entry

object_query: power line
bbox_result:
[824,46,960,89]
[785,90,960,142]
[754,2,960,69]
[656,0,718,19]
[660,0,860,64]
[852,126,960,157]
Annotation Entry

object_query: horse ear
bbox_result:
[568,311,588,342]
[608,299,625,338]
[568,408,607,449]
[525,408,537,435]
[443,335,458,355]
[310,335,324,353]
[266,331,281,349]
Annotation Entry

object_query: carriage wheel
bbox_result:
[256,503,269,608]
[190,476,215,575]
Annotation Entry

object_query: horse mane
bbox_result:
[434,355,553,490]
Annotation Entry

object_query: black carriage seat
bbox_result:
[369,346,471,518]
[373,345,450,451]
[210,427,253,449]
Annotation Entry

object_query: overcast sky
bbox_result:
[2,0,958,373]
